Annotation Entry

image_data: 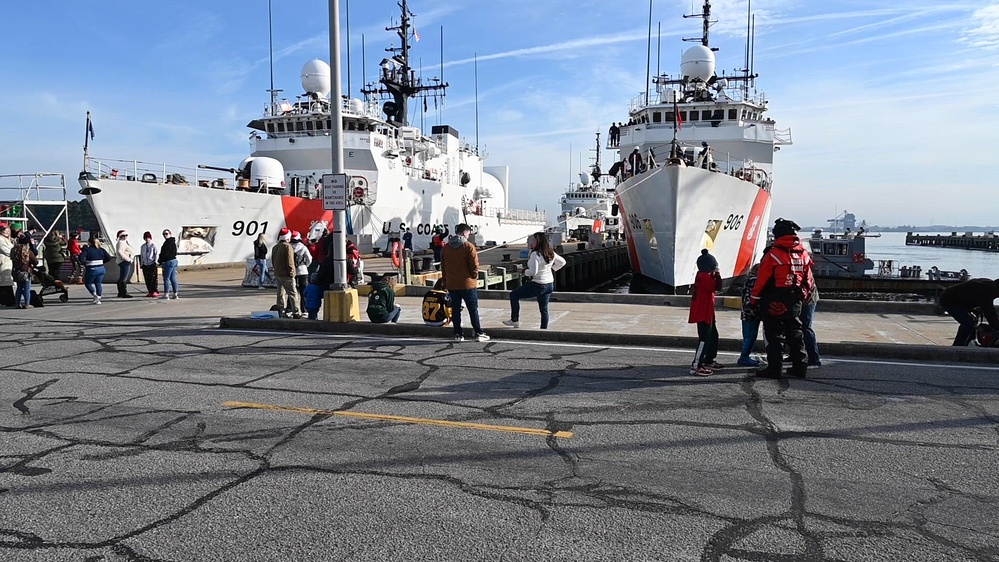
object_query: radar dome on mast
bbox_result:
[680,45,715,82]
[301,60,331,96]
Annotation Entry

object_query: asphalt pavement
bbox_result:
[1,268,997,561]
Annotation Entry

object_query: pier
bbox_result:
[330,242,631,294]
[906,231,999,252]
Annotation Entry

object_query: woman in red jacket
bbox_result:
[689,249,723,375]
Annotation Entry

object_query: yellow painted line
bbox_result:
[222,401,573,439]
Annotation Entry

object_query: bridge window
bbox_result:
[652,111,662,123]
[277,122,285,133]
[295,122,303,131]
[316,120,324,130]
[306,121,314,131]
[728,109,737,120]
[687,111,698,121]
[702,110,713,120]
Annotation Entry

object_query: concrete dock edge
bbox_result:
[218,317,999,364]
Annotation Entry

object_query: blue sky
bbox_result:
[1,0,998,228]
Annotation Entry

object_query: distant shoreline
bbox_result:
[804,225,999,233]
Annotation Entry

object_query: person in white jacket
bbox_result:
[114,230,135,298]
[290,230,312,302]
[503,232,566,329]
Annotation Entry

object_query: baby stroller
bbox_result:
[32,266,69,305]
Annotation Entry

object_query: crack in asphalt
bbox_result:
[1,320,997,560]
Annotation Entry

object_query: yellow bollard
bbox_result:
[323,289,361,322]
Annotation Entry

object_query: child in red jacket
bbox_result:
[689,249,723,375]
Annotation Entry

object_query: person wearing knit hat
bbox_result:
[271,228,301,318]
[289,230,312,302]
[114,229,135,298]
[695,248,718,273]
[688,248,723,375]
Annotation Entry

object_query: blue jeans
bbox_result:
[448,288,483,336]
[387,305,401,323]
[740,318,761,360]
[117,261,132,296]
[510,282,554,329]
[161,259,179,294]
[15,276,31,307]
[255,258,267,286]
[799,302,820,364]
[85,265,106,297]
[944,306,978,346]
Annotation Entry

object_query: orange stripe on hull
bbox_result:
[616,196,642,275]
[733,189,771,277]
[280,196,334,236]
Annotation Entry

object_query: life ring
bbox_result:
[852,252,865,264]
[405,156,412,166]
[391,241,402,268]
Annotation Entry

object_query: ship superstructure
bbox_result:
[79,0,545,266]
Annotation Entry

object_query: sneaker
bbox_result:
[475,333,490,342]
[502,320,520,328]
[690,366,713,376]
[172,293,179,300]
[159,294,170,300]
[90,295,100,305]
[737,357,761,367]
[453,335,465,342]
[151,292,161,298]
[120,293,133,299]
[754,368,782,379]
[787,365,808,378]
[706,361,724,370]
[807,361,822,368]
[257,286,264,290]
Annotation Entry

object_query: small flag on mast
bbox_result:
[413,26,420,42]
[673,100,683,131]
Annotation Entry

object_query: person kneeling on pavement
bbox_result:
[749,218,815,379]
[366,273,401,323]
[938,277,999,346]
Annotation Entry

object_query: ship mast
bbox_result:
[682,0,713,47]
[360,0,447,126]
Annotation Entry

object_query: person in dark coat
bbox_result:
[688,249,722,375]
[158,229,180,299]
[938,278,999,346]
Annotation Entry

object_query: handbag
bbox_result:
[13,269,28,283]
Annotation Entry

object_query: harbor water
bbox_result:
[863,232,999,280]
[596,231,999,294]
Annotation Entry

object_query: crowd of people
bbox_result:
[0,224,181,307]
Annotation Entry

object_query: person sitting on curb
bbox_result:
[422,278,452,327]
[938,277,999,346]
[366,273,401,323]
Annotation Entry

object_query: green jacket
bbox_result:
[366,281,395,322]
[43,233,67,263]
